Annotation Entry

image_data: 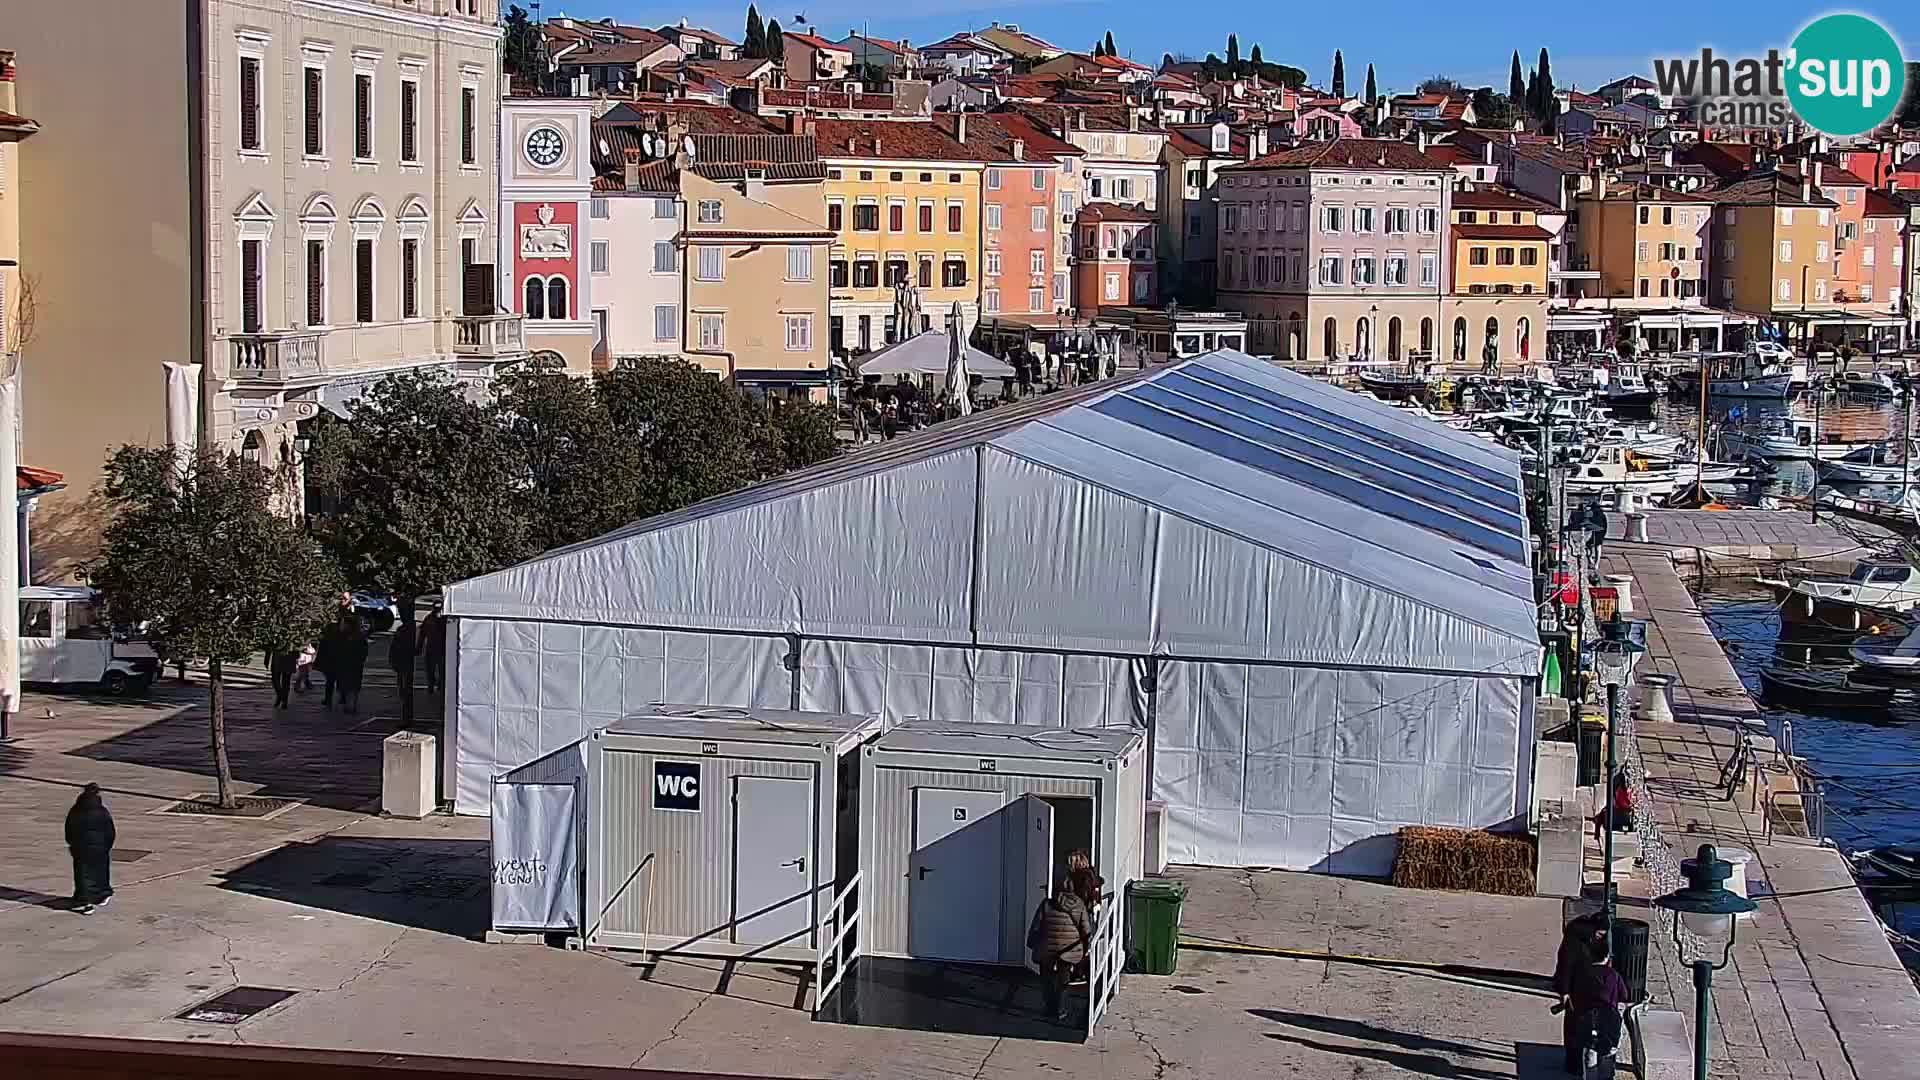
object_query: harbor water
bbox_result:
[1646,391,1916,504]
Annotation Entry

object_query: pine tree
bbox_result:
[1331,50,1346,97]
[1104,31,1117,58]
[766,19,784,65]
[1227,34,1240,74]
[1364,63,1377,104]
[1509,51,1526,107]
[744,5,765,59]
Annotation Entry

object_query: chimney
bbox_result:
[744,168,767,202]
[872,135,882,155]
[787,110,804,134]
[1074,107,1087,131]
[1255,126,1268,156]
[1662,147,1673,167]
[1812,159,1825,190]
[1594,171,1609,201]
[1012,137,1025,160]
[1416,128,1429,154]
[805,116,817,140]
[846,136,856,153]
[623,148,641,191]
[1802,174,1813,203]
[957,110,968,143]
[1128,109,1139,132]
[1245,133,1257,163]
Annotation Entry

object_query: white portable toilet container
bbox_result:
[857,723,1147,1030]
[489,704,881,973]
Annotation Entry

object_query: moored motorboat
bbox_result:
[1722,419,1882,461]
[1758,559,1920,633]
[1850,624,1920,671]
[1756,666,1894,711]
[1356,368,1430,401]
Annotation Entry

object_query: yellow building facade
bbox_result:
[1575,181,1711,303]
[1707,175,1837,319]
[1443,187,1550,367]
[814,117,982,356]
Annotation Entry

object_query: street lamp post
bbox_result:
[1592,612,1645,956]
[1655,844,1759,1080]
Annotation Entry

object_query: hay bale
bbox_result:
[1390,826,1536,896]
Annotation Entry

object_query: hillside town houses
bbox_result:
[7,3,1920,573]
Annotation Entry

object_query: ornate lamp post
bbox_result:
[1655,844,1758,1080]
[1591,611,1644,954]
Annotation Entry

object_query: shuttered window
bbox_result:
[355,239,374,323]
[238,56,262,151]
[306,240,326,325]
[354,73,373,159]
[460,87,476,164]
[399,79,418,162]
[241,239,263,333]
[401,238,419,319]
[303,67,324,155]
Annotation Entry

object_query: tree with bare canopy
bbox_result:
[90,446,342,809]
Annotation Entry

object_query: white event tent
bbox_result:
[856,331,1016,378]
[442,350,1541,874]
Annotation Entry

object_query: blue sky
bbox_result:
[532,1,1920,94]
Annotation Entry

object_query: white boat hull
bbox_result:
[1723,434,1879,461]
[1821,460,1913,484]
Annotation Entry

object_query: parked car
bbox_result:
[19,586,161,694]
[352,591,400,633]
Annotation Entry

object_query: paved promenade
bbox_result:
[1598,546,1920,1079]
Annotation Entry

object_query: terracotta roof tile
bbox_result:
[1451,186,1555,212]
[1226,138,1448,172]
[17,465,63,493]
[1452,223,1554,241]
[1080,202,1156,223]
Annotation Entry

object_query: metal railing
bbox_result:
[1085,892,1124,1034]
[813,872,862,1016]
[229,330,326,381]
[453,313,527,358]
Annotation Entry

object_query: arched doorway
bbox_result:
[1516,317,1532,362]
[1387,317,1403,363]
[1355,317,1373,361]
[1483,317,1501,371]
[1452,317,1468,364]
[1288,315,1304,362]
[1420,317,1435,358]
[1323,317,1338,361]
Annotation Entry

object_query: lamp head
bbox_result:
[1657,844,1757,941]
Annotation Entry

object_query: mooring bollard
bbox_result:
[1636,673,1674,724]
[1627,512,1649,543]
[1606,573,1635,613]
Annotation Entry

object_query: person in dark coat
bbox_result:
[268,647,299,709]
[317,619,343,709]
[1565,935,1630,1074]
[336,617,369,715]
[65,784,116,914]
[388,614,417,722]
[420,610,445,695]
[1026,870,1093,1022]
[1551,913,1608,1074]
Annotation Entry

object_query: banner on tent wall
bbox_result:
[490,782,580,930]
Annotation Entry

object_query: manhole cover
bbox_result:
[155,795,303,820]
[175,986,297,1025]
[110,848,153,863]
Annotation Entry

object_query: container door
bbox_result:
[908,787,1006,962]
[54,603,109,684]
[732,775,814,948]
[1019,795,1055,974]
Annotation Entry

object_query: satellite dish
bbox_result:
[683,135,697,161]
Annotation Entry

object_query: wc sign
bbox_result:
[653,761,702,812]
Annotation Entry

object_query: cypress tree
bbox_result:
[1227,35,1240,74]
[1364,63,1377,104]
[1536,47,1555,115]
[1509,51,1526,107]
[1331,50,1346,97]
[1250,43,1263,68]
[744,5,765,59]
[1104,31,1117,58]
[766,19,784,65]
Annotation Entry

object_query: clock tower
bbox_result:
[499,96,596,372]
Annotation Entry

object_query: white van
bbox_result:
[19,586,162,694]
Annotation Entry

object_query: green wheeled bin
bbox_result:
[1128,879,1187,975]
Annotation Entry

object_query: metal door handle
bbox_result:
[782,856,806,873]
[918,866,931,879]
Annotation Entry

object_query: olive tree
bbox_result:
[91,446,342,809]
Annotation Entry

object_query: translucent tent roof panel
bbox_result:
[446,350,1539,676]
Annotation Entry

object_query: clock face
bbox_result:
[525,126,565,168]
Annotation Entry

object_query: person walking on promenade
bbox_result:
[420,609,445,695]
[317,618,342,709]
[65,784,116,914]
[388,612,418,723]
[268,645,299,709]
[336,616,369,715]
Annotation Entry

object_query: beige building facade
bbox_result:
[9,0,519,578]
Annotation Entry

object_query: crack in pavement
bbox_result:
[1123,1015,1170,1080]
[320,927,411,993]
[190,920,240,989]
[628,993,709,1066]
[0,961,101,1007]
[968,1036,1004,1080]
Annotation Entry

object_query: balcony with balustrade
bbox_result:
[228,331,327,383]
[453,313,527,360]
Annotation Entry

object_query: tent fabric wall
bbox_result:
[453,618,788,814]
[797,640,1144,730]
[1151,660,1527,875]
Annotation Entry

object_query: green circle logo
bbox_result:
[1786,14,1906,137]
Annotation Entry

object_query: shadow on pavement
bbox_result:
[816,956,1084,1043]
[1250,1008,1514,1065]
[216,836,487,936]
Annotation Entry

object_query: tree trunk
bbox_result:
[209,658,236,809]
